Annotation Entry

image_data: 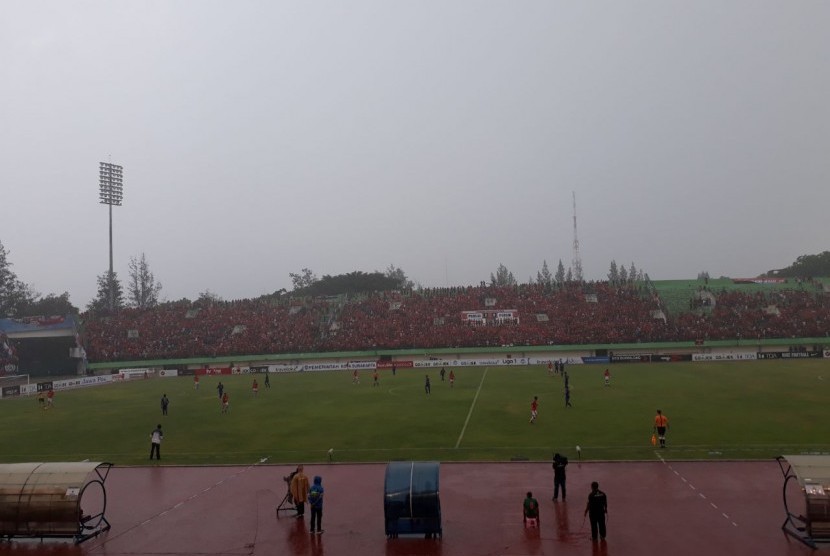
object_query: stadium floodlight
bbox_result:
[99,162,124,311]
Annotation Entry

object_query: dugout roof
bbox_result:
[780,455,830,487]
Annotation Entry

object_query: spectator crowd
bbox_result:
[81,283,829,362]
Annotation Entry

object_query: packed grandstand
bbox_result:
[69,279,830,363]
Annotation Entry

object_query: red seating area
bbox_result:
[320,283,671,351]
[83,299,327,361]
[673,289,830,341]
[81,285,828,362]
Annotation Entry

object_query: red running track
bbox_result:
[0,460,815,556]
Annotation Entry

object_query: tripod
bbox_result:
[276,484,295,517]
[276,469,299,517]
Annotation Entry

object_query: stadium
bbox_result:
[4,0,830,550]
[1,275,829,554]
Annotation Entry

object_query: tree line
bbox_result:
[0,240,161,317]
[3,236,828,319]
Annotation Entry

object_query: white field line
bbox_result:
[455,367,489,449]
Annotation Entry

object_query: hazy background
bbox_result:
[1,1,828,308]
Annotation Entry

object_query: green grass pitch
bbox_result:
[1,360,829,465]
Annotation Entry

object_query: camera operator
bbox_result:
[283,468,298,504]
[289,465,310,518]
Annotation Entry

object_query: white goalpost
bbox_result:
[0,374,34,400]
[0,374,31,386]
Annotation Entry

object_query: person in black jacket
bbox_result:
[552,453,568,501]
[584,481,608,541]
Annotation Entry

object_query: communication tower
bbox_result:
[571,191,583,282]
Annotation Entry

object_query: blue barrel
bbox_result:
[384,461,442,538]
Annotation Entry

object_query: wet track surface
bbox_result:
[0,460,815,556]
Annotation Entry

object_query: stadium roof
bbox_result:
[0,315,77,338]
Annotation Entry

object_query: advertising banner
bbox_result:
[270,364,304,373]
[527,357,584,366]
[611,354,651,363]
[257,361,380,374]
[414,357,530,368]
[758,351,822,360]
[692,353,757,361]
[303,362,348,372]
[781,351,822,359]
[53,375,113,391]
[196,367,232,376]
[377,361,412,370]
[158,369,179,377]
[119,368,153,379]
[2,385,20,398]
[36,381,53,392]
[650,354,692,362]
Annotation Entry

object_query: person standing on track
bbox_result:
[584,481,608,541]
[552,452,568,501]
[654,409,669,448]
[290,465,310,518]
[308,475,324,534]
[149,424,163,460]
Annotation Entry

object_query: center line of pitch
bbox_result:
[455,367,489,449]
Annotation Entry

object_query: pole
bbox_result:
[108,202,114,311]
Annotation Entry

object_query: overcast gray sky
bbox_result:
[1,1,828,309]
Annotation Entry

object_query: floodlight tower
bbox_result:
[571,191,583,282]
[99,162,123,310]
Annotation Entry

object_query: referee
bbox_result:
[654,409,669,448]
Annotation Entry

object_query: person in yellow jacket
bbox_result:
[290,465,310,518]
